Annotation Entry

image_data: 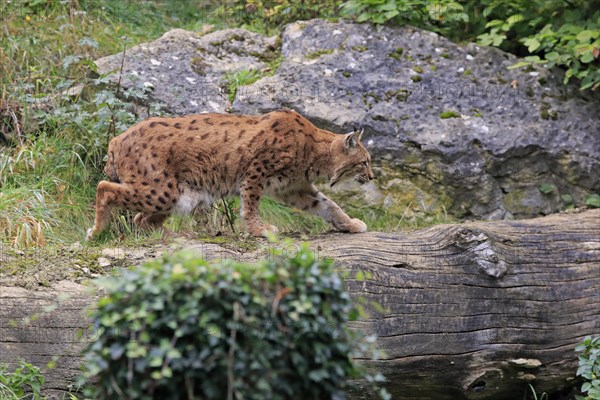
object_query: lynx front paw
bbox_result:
[86,227,96,241]
[248,223,279,237]
[348,218,367,233]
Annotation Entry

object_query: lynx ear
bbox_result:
[344,127,364,149]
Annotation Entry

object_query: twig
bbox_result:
[227,302,240,400]
[221,198,236,233]
[271,287,291,316]
[8,109,22,146]
[185,375,194,400]
[396,201,413,230]
[109,374,125,398]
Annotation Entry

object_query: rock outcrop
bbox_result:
[95,20,600,222]
[95,28,280,115]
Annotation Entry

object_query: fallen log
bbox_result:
[1,210,599,399]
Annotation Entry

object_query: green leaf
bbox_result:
[561,194,573,204]
[588,387,600,397]
[508,61,531,70]
[524,38,541,52]
[581,52,595,63]
[485,19,504,28]
[62,55,81,70]
[355,270,365,281]
[585,194,600,208]
[78,36,99,48]
[308,369,329,382]
[524,55,543,63]
[506,14,523,25]
[539,183,557,194]
[577,30,599,42]
[545,51,560,61]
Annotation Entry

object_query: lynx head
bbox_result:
[330,127,374,187]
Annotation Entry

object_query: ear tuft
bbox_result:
[344,127,363,149]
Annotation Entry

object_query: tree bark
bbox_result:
[1,210,598,399]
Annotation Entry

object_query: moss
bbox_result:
[412,66,424,74]
[470,108,483,117]
[362,92,381,109]
[365,92,381,103]
[410,75,422,82]
[326,161,456,229]
[198,235,259,253]
[525,86,535,97]
[384,89,410,102]
[266,55,284,75]
[540,103,558,120]
[388,47,404,60]
[351,45,368,52]
[463,69,472,76]
[342,71,352,78]
[440,53,450,59]
[248,41,282,65]
[391,114,410,126]
[430,65,438,71]
[209,33,247,47]
[306,49,334,59]
[0,245,116,287]
[397,89,410,102]
[440,110,461,119]
[191,57,210,76]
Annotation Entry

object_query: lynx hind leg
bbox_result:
[87,180,176,240]
[278,185,367,233]
[133,212,168,229]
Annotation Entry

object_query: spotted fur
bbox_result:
[87,109,374,238]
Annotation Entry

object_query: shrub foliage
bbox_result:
[340,0,600,90]
[576,336,600,400]
[82,244,388,399]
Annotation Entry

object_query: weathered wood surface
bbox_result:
[1,210,599,399]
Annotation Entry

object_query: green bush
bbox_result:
[340,0,600,90]
[82,243,389,399]
[575,336,600,400]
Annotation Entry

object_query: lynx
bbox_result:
[87,109,374,239]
